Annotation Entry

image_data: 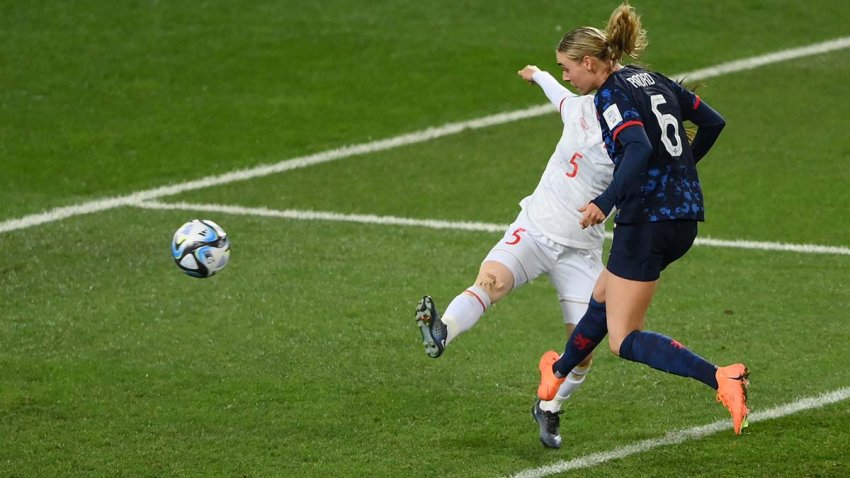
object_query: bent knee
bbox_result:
[475,267,513,301]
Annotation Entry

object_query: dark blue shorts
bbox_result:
[606,220,698,282]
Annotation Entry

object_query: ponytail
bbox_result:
[604,2,647,63]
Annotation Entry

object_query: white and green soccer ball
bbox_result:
[171,219,231,278]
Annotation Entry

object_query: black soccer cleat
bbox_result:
[415,295,447,358]
[532,398,563,449]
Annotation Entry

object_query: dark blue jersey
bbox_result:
[594,66,705,224]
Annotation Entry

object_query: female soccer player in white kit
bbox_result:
[415,65,613,448]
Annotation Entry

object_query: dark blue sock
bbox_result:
[552,298,608,377]
[618,330,718,389]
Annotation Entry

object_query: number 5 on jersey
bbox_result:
[565,152,582,178]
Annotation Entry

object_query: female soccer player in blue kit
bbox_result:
[536,2,750,435]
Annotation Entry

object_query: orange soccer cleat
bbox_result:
[715,363,750,435]
[537,351,565,401]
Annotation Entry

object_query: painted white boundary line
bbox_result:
[2,36,850,236]
[509,386,850,478]
[134,201,508,232]
[673,36,850,81]
[135,201,850,256]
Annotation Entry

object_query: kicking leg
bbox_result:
[443,260,512,344]
[415,261,513,358]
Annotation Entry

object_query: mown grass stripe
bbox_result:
[2,36,849,236]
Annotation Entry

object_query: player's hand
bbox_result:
[578,202,606,229]
[518,65,540,83]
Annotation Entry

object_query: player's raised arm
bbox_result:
[518,65,577,110]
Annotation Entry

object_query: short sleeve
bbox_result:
[595,83,644,144]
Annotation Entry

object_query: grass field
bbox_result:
[2,1,850,477]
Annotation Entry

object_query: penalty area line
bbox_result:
[508,386,850,478]
[133,200,507,233]
[1,36,849,236]
[135,200,850,256]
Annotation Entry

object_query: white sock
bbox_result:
[539,364,591,413]
[441,285,491,345]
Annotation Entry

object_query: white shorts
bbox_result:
[482,212,603,324]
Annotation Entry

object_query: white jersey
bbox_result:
[519,71,614,250]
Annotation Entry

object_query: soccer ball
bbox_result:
[171,219,231,278]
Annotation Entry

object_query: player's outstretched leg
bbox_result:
[715,363,750,435]
[531,399,564,448]
[415,296,448,358]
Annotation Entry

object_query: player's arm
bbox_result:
[687,99,726,163]
[518,65,576,110]
[581,125,652,228]
[670,79,726,163]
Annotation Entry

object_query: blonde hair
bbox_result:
[557,2,647,65]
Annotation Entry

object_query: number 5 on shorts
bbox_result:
[505,227,526,245]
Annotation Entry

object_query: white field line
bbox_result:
[135,201,850,256]
[2,36,849,236]
[509,386,850,478]
[672,36,850,82]
[134,201,507,233]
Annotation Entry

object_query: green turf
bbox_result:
[2,1,849,477]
